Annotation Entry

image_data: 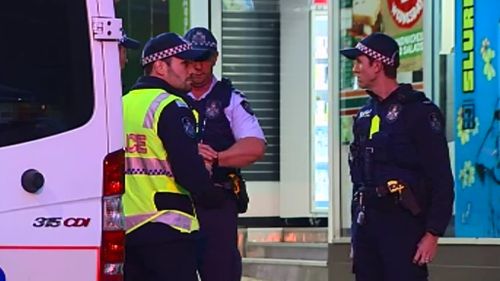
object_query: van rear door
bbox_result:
[0,0,123,280]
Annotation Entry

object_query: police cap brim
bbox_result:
[120,37,141,50]
[175,49,212,61]
[340,47,363,60]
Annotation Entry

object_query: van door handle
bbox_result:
[21,169,45,193]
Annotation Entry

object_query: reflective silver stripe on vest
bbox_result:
[126,212,193,232]
[143,93,170,129]
[125,157,174,177]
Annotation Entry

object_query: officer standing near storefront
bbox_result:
[183,27,266,281]
[341,32,454,281]
[119,32,140,70]
[123,32,225,281]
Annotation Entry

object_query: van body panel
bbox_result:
[0,198,102,246]
[0,120,108,212]
[0,248,98,281]
[0,0,123,279]
[91,0,124,153]
[100,25,125,153]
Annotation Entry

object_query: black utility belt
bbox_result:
[213,173,243,191]
[214,181,234,191]
[354,180,421,216]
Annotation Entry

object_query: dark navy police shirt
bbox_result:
[350,83,454,236]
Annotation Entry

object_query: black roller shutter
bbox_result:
[221,0,280,181]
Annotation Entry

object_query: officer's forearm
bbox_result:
[218,137,265,168]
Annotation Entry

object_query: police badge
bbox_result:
[191,31,206,46]
[205,100,221,119]
[386,104,402,123]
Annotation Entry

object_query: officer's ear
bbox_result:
[152,58,170,76]
[372,60,384,74]
[210,52,219,66]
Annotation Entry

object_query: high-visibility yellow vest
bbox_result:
[123,88,199,234]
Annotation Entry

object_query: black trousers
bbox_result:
[124,223,198,281]
[352,203,428,281]
[196,195,242,281]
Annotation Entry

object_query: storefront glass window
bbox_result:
[312,2,330,211]
[454,0,500,238]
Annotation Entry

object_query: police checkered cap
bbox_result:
[141,32,210,67]
[340,32,400,67]
[355,42,397,66]
[184,27,218,53]
[119,33,140,50]
[141,43,192,66]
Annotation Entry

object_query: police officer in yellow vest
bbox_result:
[123,32,225,281]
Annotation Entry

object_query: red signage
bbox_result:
[387,0,424,28]
[314,0,327,5]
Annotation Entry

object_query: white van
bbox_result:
[0,0,125,280]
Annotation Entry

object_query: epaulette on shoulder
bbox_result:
[397,90,427,104]
[233,89,247,98]
[175,99,188,108]
[221,77,246,98]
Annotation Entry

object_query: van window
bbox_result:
[0,0,94,147]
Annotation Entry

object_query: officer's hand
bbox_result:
[195,187,226,209]
[198,143,218,163]
[413,232,439,265]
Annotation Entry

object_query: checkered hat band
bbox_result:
[141,43,192,66]
[356,42,395,66]
[192,41,217,48]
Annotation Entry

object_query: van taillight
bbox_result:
[103,149,125,196]
[101,150,125,281]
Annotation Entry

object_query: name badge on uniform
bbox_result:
[358,109,372,119]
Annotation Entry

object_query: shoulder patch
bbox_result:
[181,116,196,138]
[175,100,188,108]
[240,100,254,115]
[428,112,442,132]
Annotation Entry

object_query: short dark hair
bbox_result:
[367,56,397,79]
[144,57,172,75]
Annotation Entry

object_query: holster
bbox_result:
[227,173,249,214]
[376,180,422,216]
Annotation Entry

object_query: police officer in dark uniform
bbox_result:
[340,33,454,281]
[183,27,266,281]
[119,32,140,70]
[123,32,225,281]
